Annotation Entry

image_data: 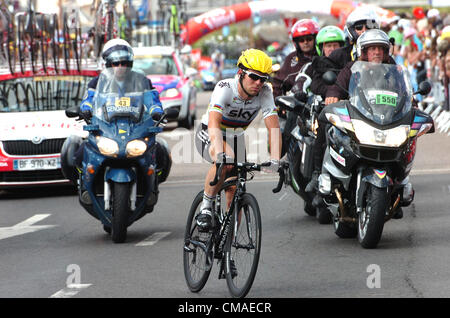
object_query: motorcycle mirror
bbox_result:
[322,71,337,85]
[164,107,179,120]
[414,81,432,95]
[65,106,80,118]
[275,95,304,113]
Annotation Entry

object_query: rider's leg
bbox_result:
[306,123,326,192]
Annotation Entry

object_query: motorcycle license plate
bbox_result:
[115,97,131,107]
[14,158,60,171]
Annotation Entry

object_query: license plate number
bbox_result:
[14,158,60,171]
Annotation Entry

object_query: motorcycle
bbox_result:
[275,93,333,224]
[318,61,433,248]
[61,68,178,243]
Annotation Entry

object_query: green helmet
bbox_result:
[315,26,345,56]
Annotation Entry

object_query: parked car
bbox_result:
[133,46,198,129]
[0,61,99,188]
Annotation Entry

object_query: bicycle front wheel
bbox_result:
[225,193,262,298]
[183,190,213,293]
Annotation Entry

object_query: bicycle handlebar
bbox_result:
[272,162,289,194]
[209,161,287,193]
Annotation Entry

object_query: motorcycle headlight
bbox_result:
[126,139,147,157]
[96,137,119,157]
[325,113,354,132]
[352,119,410,147]
[160,88,180,98]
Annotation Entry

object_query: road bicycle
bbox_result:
[183,160,286,298]
[62,9,82,72]
[92,0,118,58]
[0,0,16,74]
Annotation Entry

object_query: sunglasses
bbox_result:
[109,60,133,67]
[297,35,315,43]
[243,69,269,83]
[354,23,374,31]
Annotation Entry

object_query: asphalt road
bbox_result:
[1,91,450,299]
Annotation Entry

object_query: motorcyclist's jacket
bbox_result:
[201,75,277,136]
[326,59,397,100]
[272,51,315,99]
[80,75,162,116]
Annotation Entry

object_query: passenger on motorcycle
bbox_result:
[292,25,346,101]
[272,19,320,100]
[289,26,346,195]
[323,7,385,106]
[195,49,282,232]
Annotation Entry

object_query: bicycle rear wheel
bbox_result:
[225,193,262,298]
[6,26,16,74]
[62,12,70,71]
[50,13,59,73]
[183,190,213,293]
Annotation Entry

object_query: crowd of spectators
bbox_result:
[381,7,450,109]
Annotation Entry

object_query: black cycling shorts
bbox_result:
[195,123,246,172]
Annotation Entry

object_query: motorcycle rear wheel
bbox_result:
[111,182,130,243]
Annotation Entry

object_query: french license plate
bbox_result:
[14,158,61,171]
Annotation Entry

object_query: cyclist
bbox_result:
[272,19,320,100]
[195,49,282,232]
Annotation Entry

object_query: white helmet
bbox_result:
[101,39,134,67]
[356,29,390,61]
[344,6,380,43]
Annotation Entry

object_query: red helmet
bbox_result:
[413,7,425,20]
[290,19,320,40]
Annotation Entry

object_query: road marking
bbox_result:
[135,231,171,247]
[50,284,92,298]
[0,214,57,241]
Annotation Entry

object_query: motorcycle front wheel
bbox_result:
[357,184,387,249]
[111,182,130,243]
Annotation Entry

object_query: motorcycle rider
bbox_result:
[195,49,282,232]
[323,7,381,106]
[75,39,164,182]
[326,29,396,103]
[324,29,410,218]
[79,39,162,120]
[289,26,346,196]
[272,19,320,100]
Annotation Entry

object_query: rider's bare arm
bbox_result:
[264,115,282,161]
[207,111,225,161]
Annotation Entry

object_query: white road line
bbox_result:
[12,214,51,228]
[0,214,57,241]
[135,231,171,247]
[49,284,92,298]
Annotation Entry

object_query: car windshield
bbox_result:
[93,68,152,123]
[133,55,179,75]
[348,61,413,126]
[0,75,92,113]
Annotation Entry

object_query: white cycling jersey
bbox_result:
[201,76,278,136]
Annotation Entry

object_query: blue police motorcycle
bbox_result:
[62,68,177,243]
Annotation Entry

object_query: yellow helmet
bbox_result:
[237,49,272,75]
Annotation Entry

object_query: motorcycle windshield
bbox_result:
[348,61,413,126]
[93,68,152,123]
